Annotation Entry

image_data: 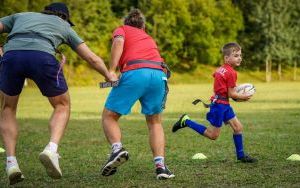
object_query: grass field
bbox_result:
[0,82,300,187]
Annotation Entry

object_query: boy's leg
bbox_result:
[228,117,257,163]
[173,104,223,140]
[146,114,174,180]
[101,108,129,176]
[186,118,221,140]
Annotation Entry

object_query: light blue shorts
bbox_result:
[105,68,168,115]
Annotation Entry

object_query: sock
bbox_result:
[45,142,58,153]
[6,156,18,169]
[154,156,165,169]
[233,134,245,159]
[111,142,122,153]
[185,119,207,135]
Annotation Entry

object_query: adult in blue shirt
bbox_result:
[0,2,117,185]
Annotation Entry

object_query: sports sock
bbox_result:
[154,156,165,169]
[185,119,207,135]
[45,142,58,153]
[6,156,18,169]
[233,134,245,159]
[111,142,122,153]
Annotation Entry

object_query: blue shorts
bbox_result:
[105,68,168,115]
[0,50,68,97]
[206,103,236,127]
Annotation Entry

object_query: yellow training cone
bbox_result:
[192,153,207,160]
[0,147,5,153]
[286,154,300,161]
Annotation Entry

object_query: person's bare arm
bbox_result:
[0,23,4,56]
[228,87,251,101]
[110,37,124,74]
[0,22,4,33]
[75,43,117,81]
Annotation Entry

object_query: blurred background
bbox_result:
[1,0,299,85]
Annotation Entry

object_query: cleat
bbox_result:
[6,165,25,185]
[238,155,258,163]
[156,166,175,180]
[101,148,129,176]
[39,150,62,179]
[172,114,190,132]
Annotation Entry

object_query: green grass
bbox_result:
[0,82,300,187]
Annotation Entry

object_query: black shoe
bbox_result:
[101,148,129,176]
[156,166,175,180]
[238,155,258,163]
[172,114,190,132]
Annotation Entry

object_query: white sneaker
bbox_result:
[39,150,62,179]
[6,164,25,185]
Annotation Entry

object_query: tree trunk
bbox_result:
[265,57,268,82]
[294,61,297,81]
[265,56,272,82]
[278,63,282,81]
[269,59,272,82]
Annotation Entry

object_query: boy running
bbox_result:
[172,42,257,163]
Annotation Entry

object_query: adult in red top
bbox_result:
[112,25,164,72]
[100,9,174,180]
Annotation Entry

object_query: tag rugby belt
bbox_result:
[126,59,171,79]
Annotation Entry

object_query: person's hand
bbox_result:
[240,93,252,101]
[106,71,118,82]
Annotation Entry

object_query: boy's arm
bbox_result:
[228,87,252,101]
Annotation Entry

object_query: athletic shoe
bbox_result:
[172,114,190,132]
[6,164,25,185]
[39,150,62,179]
[101,148,129,176]
[156,166,175,180]
[238,155,258,163]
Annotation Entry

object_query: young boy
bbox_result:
[172,42,257,163]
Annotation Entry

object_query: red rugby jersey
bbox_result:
[210,63,237,104]
[112,25,164,72]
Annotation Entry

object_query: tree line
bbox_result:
[1,0,299,81]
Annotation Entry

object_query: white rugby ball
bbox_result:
[235,83,256,96]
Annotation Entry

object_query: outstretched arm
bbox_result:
[0,22,4,33]
[75,43,118,82]
[0,23,4,56]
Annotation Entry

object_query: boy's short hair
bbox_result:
[221,42,241,56]
[124,9,145,29]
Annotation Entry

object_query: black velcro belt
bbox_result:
[213,95,229,102]
[126,60,171,79]
[127,60,164,66]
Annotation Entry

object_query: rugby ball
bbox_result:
[235,83,256,96]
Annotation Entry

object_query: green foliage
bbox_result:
[62,0,120,67]
[110,0,139,17]
[237,0,300,69]
[140,0,243,71]
[1,0,299,84]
